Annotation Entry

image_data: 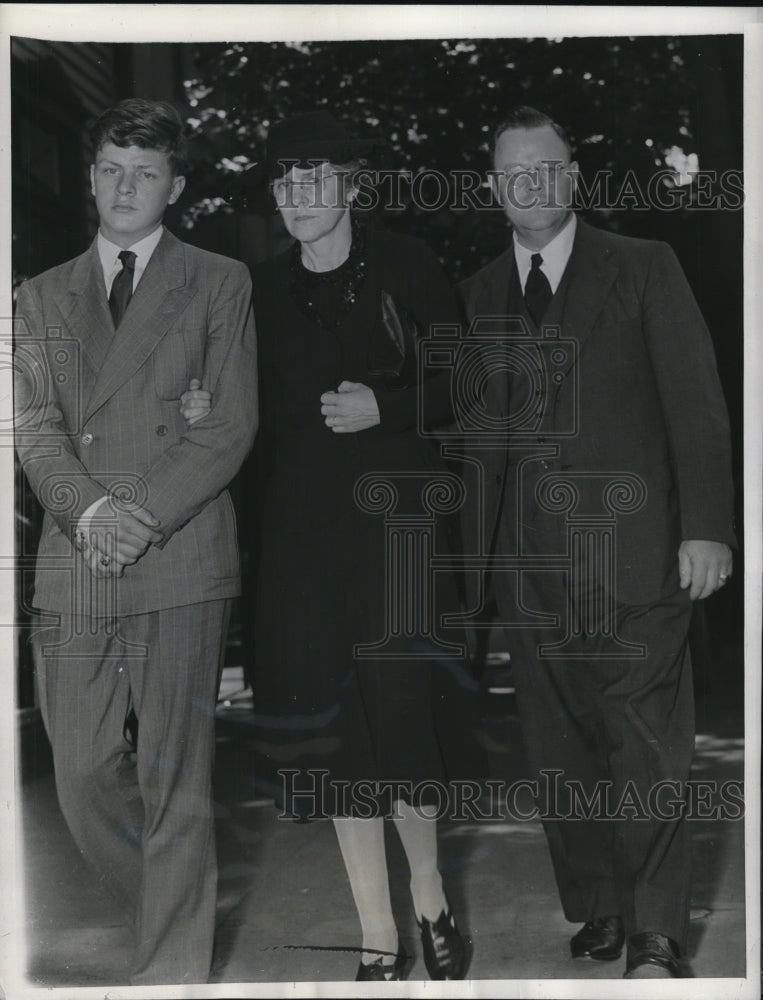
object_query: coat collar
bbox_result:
[59,229,196,421]
[462,218,621,424]
[463,245,515,321]
[557,218,619,372]
[467,218,619,370]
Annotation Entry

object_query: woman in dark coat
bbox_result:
[190,111,484,982]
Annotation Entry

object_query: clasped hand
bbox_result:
[180,377,380,435]
[76,375,213,579]
[77,499,163,578]
[127,381,736,600]
[321,381,380,433]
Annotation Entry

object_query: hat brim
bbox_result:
[264,136,385,174]
[223,137,387,213]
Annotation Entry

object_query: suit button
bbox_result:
[156,424,168,437]
[81,432,93,445]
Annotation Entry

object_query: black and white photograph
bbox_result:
[1,5,760,998]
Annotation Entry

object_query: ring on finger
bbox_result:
[100,555,111,567]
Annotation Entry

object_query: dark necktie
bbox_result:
[524,253,553,326]
[109,250,137,328]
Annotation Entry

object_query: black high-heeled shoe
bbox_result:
[355,944,408,982]
[417,906,467,980]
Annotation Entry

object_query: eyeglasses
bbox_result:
[271,170,344,200]
[496,160,571,187]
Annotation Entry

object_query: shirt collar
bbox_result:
[97,225,165,282]
[513,213,577,294]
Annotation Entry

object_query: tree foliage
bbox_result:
[180,36,701,281]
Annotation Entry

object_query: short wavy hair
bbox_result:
[90,98,188,176]
[492,106,573,161]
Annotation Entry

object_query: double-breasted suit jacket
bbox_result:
[15,228,258,616]
[458,218,735,609]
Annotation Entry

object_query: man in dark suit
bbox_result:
[14,99,258,985]
[458,107,734,978]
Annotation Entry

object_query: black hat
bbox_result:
[225,110,385,213]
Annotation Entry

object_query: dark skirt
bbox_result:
[248,433,486,819]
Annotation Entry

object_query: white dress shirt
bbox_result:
[513,213,577,294]
[97,224,164,297]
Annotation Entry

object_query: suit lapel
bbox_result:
[466,222,620,396]
[468,247,514,321]
[53,241,114,381]
[465,247,515,420]
[557,219,619,377]
[84,230,196,420]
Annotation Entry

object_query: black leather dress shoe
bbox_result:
[570,915,625,960]
[355,945,407,982]
[624,932,690,978]
[418,906,467,980]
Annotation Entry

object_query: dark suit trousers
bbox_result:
[32,599,231,985]
[496,564,695,950]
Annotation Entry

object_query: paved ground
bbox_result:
[10,644,750,996]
